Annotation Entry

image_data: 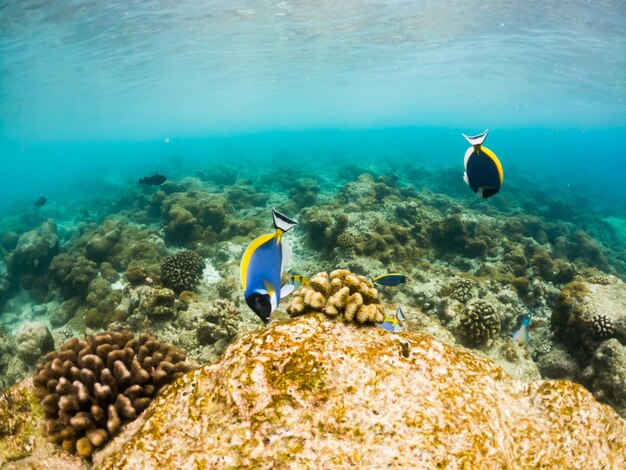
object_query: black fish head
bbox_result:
[246,292,272,323]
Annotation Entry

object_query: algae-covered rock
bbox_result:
[91,315,626,469]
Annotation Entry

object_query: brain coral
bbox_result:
[287,269,384,324]
[160,250,204,294]
[459,300,501,345]
[32,330,192,457]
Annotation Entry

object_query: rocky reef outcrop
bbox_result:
[1,315,625,468]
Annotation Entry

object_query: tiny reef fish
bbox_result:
[34,196,47,207]
[512,314,531,346]
[377,306,407,333]
[371,273,407,287]
[462,129,504,199]
[138,173,167,185]
[241,209,298,323]
[288,274,310,289]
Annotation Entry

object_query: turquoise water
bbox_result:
[1,0,624,217]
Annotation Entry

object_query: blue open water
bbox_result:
[0,0,624,215]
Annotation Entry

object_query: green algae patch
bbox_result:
[265,346,326,395]
[0,381,43,464]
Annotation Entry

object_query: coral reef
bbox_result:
[15,321,55,364]
[196,298,240,350]
[82,315,626,468]
[142,287,176,318]
[32,330,193,457]
[458,300,501,346]
[287,269,384,324]
[160,250,204,294]
[552,280,626,351]
[7,219,59,301]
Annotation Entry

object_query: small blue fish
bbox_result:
[377,306,407,333]
[371,273,407,287]
[462,130,504,199]
[241,209,298,323]
[512,315,531,346]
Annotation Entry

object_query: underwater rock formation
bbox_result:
[85,314,626,468]
[1,315,625,468]
[7,219,59,301]
[552,280,626,351]
[160,250,204,294]
[15,321,55,364]
[287,269,384,324]
[32,330,193,457]
[583,339,626,419]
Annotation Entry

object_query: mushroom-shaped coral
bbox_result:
[458,300,501,346]
[287,269,384,324]
[160,250,204,294]
[32,330,193,457]
[590,314,615,341]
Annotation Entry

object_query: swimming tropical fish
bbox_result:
[241,209,298,323]
[377,306,407,333]
[288,274,310,289]
[371,273,407,287]
[138,173,167,185]
[512,315,531,346]
[34,196,47,207]
[462,129,503,199]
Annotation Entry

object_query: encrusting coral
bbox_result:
[287,269,384,324]
[160,250,204,294]
[32,330,192,458]
[458,300,501,346]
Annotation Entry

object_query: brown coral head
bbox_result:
[287,269,384,324]
[160,250,205,294]
[459,300,501,346]
[32,330,193,458]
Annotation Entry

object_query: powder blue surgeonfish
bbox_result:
[376,306,407,333]
[462,129,504,199]
[241,209,298,323]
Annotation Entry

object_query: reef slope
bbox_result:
[90,314,626,469]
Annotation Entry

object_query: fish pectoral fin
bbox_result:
[280,284,295,299]
[281,241,292,274]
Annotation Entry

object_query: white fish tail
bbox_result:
[273,209,298,232]
[462,129,489,147]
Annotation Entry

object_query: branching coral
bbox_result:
[287,269,384,324]
[458,300,501,346]
[160,250,204,294]
[590,314,615,340]
[32,330,192,457]
[449,278,476,303]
